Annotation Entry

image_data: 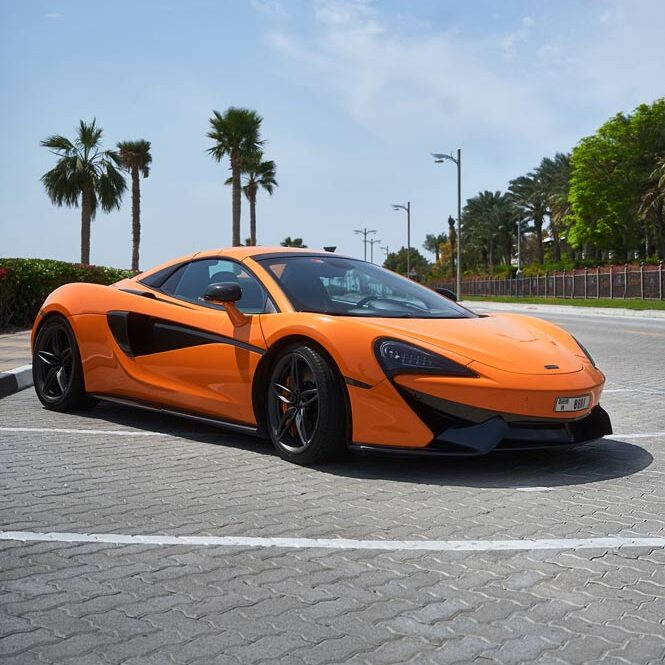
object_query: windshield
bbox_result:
[258,255,475,319]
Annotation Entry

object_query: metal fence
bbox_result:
[437,265,665,300]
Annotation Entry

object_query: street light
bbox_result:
[367,237,381,264]
[392,202,411,277]
[432,149,462,299]
[354,227,377,261]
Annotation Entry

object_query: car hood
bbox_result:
[367,313,584,375]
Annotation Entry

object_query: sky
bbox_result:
[1,0,664,269]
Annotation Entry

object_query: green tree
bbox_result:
[462,191,517,272]
[41,120,126,265]
[639,158,665,259]
[117,140,152,272]
[568,99,665,260]
[448,216,457,275]
[280,236,307,247]
[508,172,548,263]
[423,233,447,262]
[225,151,277,246]
[537,152,571,262]
[383,247,430,278]
[207,108,264,247]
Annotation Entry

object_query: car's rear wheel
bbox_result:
[266,344,347,465]
[33,316,97,411]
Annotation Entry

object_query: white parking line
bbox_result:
[1,530,664,552]
[604,388,665,395]
[612,432,665,439]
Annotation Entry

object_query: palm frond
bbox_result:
[40,134,76,154]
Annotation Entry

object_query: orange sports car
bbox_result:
[32,247,612,464]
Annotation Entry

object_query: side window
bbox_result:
[169,259,270,313]
[160,265,187,295]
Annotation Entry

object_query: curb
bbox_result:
[0,364,33,398]
[461,300,665,320]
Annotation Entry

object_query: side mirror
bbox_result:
[434,287,458,302]
[204,282,242,304]
[203,282,248,326]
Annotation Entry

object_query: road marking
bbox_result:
[513,487,556,492]
[604,388,665,395]
[624,329,665,337]
[612,432,665,439]
[1,531,664,552]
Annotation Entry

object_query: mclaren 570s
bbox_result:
[32,247,612,464]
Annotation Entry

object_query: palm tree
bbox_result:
[508,172,548,263]
[538,153,572,262]
[281,237,307,247]
[117,140,152,272]
[41,120,126,265]
[423,233,447,262]
[226,151,277,246]
[639,157,665,259]
[463,191,517,271]
[207,108,264,246]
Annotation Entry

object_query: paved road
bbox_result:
[1,309,664,664]
[0,330,31,372]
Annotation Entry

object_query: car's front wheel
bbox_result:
[33,315,97,411]
[266,344,347,465]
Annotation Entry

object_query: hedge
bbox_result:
[0,258,133,331]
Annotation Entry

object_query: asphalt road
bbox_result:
[1,307,664,665]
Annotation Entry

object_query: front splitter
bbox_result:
[349,405,613,457]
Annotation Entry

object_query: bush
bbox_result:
[0,258,132,331]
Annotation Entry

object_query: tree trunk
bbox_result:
[249,190,257,246]
[657,207,665,260]
[535,216,544,263]
[550,222,561,262]
[81,188,92,265]
[231,152,241,247]
[131,165,141,272]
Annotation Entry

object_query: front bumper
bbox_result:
[350,388,612,456]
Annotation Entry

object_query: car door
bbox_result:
[106,258,273,427]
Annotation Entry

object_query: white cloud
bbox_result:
[44,12,62,19]
[499,14,535,60]
[267,1,560,146]
[250,0,289,20]
[264,0,665,154]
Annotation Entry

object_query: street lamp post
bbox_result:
[367,237,381,264]
[432,149,462,299]
[354,227,377,261]
[392,202,411,276]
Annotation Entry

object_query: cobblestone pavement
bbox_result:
[1,311,664,664]
[0,330,31,372]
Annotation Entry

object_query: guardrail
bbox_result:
[437,264,665,300]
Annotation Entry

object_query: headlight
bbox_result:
[573,336,596,367]
[375,339,477,377]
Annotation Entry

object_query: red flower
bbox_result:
[0,268,9,281]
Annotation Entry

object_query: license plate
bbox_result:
[554,395,591,412]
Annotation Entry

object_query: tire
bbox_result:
[266,343,347,465]
[32,315,97,411]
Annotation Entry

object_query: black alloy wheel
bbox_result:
[33,316,97,411]
[267,344,346,464]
